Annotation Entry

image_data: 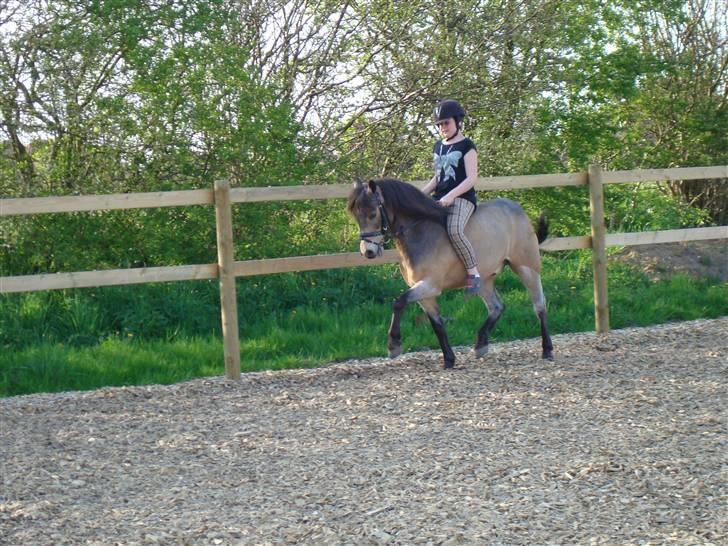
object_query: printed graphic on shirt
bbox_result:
[433,149,462,183]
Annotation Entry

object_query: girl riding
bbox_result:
[421,99,482,296]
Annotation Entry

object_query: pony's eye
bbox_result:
[368,213,377,220]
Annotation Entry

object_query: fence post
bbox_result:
[588,163,610,334]
[214,179,241,380]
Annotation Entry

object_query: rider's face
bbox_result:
[435,117,458,140]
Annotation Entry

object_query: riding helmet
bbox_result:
[432,99,465,123]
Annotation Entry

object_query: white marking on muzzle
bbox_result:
[360,239,383,257]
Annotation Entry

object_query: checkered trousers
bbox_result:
[446,198,478,270]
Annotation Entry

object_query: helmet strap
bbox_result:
[456,117,463,133]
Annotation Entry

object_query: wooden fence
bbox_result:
[1,165,726,379]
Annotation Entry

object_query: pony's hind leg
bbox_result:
[512,265,554,360]
[475,275,505,358]
[418,298,455,368]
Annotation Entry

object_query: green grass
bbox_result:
[1,254,726,397]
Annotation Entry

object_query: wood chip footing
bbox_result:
[2,318,727,545]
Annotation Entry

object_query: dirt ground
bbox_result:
[613,240,727,282]
[1,317,726,545]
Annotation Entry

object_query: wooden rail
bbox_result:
[3,227,723,293]
[4,166,724,214]
[1,165,726,378]
[0,189,213,216]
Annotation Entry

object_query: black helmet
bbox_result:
[432,99,465,123]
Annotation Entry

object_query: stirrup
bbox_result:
[464,274,481,296]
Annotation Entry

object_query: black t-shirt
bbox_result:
[432,137,477,206]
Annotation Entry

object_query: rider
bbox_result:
[422,99,482,296]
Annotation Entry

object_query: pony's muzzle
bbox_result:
[360,239,383,259]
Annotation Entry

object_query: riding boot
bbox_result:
[464,274,481,298]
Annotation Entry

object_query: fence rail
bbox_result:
[1,165,726,378]
[4,166,725,215]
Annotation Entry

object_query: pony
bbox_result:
[347,178,553,368]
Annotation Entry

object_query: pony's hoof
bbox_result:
[474,345,488,358]
[543,350,554,361]
[388,346,402,359]
[443,359,455,369]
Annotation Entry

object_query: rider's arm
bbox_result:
[421,174,438,195]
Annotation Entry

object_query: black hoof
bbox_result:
[443,360,455,369]
[543,350,554,361]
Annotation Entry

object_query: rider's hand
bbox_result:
[438,195,455,207]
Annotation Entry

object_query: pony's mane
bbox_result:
[375,178,448,225]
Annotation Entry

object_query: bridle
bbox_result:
[358,192,393,255]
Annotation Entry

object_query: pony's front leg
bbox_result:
[387,294,407,358]
[387,280,445,362]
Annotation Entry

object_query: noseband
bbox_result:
[359,192,392,254]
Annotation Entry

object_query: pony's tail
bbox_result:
[536,213,549,244]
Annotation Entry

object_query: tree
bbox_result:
[543,0,727,222]
[0,0,326,275]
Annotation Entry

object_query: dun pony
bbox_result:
[348,178,552,368]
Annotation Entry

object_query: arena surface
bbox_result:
[2,317,726,545]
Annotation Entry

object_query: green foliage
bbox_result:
[1,0,725,398]
[2,0,725,278]
[0,267,404,350]
[2,253,726,397]
[0,207,218,274]
[1,0,330,277]
[0,338,224,397]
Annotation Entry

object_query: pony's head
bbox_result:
[348,179,389,259]
[348,178,448,259]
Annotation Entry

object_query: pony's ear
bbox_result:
[368,180,385,202]
[367,180,385,203]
